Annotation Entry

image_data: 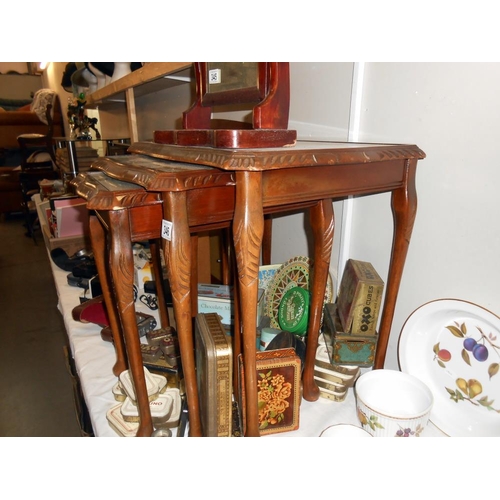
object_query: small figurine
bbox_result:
[67,93,100,140]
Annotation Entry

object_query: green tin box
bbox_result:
[323,303,377,367]
[332,333,377,367]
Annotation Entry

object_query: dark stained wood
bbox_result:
[86,140,425,437]
[154,128,297,149]
[89,215,128,376]
[156,62,295,149]
[72,172,165,437]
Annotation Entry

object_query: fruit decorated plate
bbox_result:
[398,299,500,436]
[265,256,333,329]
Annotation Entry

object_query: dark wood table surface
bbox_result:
[90,139,425,437]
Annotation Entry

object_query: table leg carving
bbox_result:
[303,199,335,401]
[375,159,418,369]
[89,215,128,376]
[233,171,264,437]
[108,209,153,437]
[162,191,202,437]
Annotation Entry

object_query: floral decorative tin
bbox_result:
[238,348,301,436]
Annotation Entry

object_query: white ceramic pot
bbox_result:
[355,369,433,437]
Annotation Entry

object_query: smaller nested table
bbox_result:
[71,171,167,436]
[72,162,237,437]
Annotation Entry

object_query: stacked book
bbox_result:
[56,145,99,174]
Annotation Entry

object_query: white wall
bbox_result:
[270,62,354,288]
[349,62,500,369]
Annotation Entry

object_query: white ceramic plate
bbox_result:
[398,299,500,437]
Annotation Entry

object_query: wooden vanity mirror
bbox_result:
[153,62,297,148]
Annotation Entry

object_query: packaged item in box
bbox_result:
[197,284,264,326]
[49,196,90,238]
[238,348,301,436]
[195,312,233,437]
[337,259,384,336]
[197,284,234,325]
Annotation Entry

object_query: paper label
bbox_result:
[161,219,173,241]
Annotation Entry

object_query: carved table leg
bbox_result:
[89,214,128,376]
[108,209,153,437]
[162,191,202,437]
[233,171,264,437]
[375,159,418,369]
[303,199,335,401]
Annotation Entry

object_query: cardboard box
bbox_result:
[337,259,384,336]
[197,284,265,326]
[50,196,89,238]
[198,284,234,325]
[42,223,91,256]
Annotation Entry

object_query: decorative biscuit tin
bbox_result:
[322,305,377,367]
[331,333,377,367]
[195,313,233,437]
[238,348,301,436]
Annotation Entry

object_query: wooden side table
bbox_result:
[74,162,237,437]
[71,171,168,436]
[124,140,426,437]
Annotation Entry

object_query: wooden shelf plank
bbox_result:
[87,62,192,106]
